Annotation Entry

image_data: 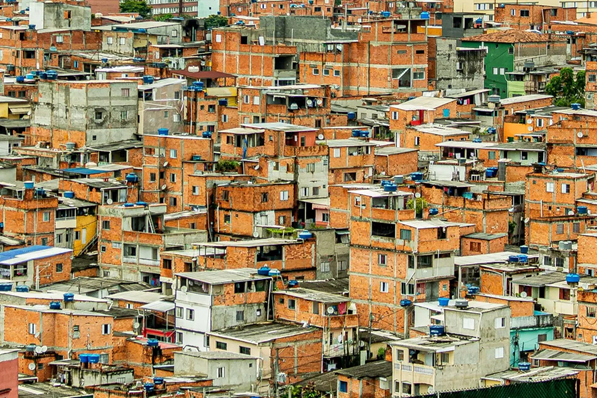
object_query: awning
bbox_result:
[9,105,30,115]
[301,198,330,208]
[531,349,596,363]
[416,275,456,282]
[141,300,175,312]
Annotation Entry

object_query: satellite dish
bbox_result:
[253,231,260,238]
[415,193,421,198]
[306,99,313,107]
[41,346,47,353]
[327,307,335,315]
[520,291,527,298]
[163,161,169,167]
[133,322,141,329]
[528,126,533,132]
[180,286,188,293]
[106,198,113,205]
[428,387,435,394]
[317,134,324,140]
[578,132,584,138]
[524,217,530,224]
[527,119,532,124]
[35,346,43,354]
[254,165,260,170]
[317,99,323,106]
[161,184,167,191]
[28,363,36,371]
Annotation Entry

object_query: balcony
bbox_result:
[394,362,435,386]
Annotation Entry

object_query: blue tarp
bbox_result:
[61,168,104,175]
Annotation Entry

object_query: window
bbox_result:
[170,149,177,159]
[192,186,200,196]
[176,307,183,318]
[28,323,36,335]
[413,70,425,80]
[378,254,387,266]
[216,367,225,378]
[240,346,251,355]
[280,191,289,201]
[587,307,596,318]
[313,68,320,75]
[107,37,113,44]
[224,215,231,224]
[511,9,515,16]
[120,110,128,121]
[380,281,389,293]
[556,223,564,234]
[43,211,51,222]
[236,310,244,321]
[537,119,544,127]
[414,136,420,146]
[56,263,63,273]
[102,324,111,335]
[171,29,178,37]
[222,114,228,123]
[334,70,340,77]
[495,317,505,328]
[401,283,415,295]
[493,67,498,75]
[121,88,130,97]
[538,333,548,342]
[463,318,475,330]
[186,308,195,320]
[402,383,412,395]
[102,220,110,230]
[320,262,330,272]
[169,197,177,206]
[177,332,183,344]
[562,183,570,194]
[339,381,348,393]
[560,288,571,301]
[338,260,348,271]
[333,148,341,158]
[323,69,330,76]
[470,241,481,252]
[399,229,412,240]
[521,9,530,16]
[75,231,80,240]
[95,111,104,120]
[546,182,554,192]
[495,347,504,358]
[312,302,320,314]
[288,299,296,309]
[170,173,176,183]
[261,193,269,203]
[279,216,286,224]
[216,341,227,350]
[590,74,597,83]
[573,222,580,233]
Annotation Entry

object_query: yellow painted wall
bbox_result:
[503,122,530,143]
[0,103,10,118]
[73,214,97,256]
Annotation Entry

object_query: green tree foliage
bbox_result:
[120,0,152,19]
[154,13,174,21]
[407,198,428,218]
[215,160,239,172]
[204,14,229,30]
[545,67,586,107]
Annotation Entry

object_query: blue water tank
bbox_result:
[383,184,397,192]
[202,131,212,138]
[40,72,47,79]
[192,155,202,161]
[0,283,12,292]
[381,11,391,17]
[26,344,36,352]
[487,127,497,134]
[360,131,370,138]
[288,280,299,288]
[125,173,139,184]
[79,354,90,363]
[133,57,144,63]
[519,362,531,371]
[400,299,412,307]
[257,266,270,276]
[420,11,430,19]
[62,191,75,199]
[24,181,34,189]
[430,325,445,336]
[381,180,391,186]
[518,254,528,263]
[566,273,580,284]
[124,203,135,207]
[347,112,356,120]
[268,269,281,277]
[28,24,35,30]
[25,74,34,81]
[298,231,313,240]
[15,285,29,292]
[508,255,520,263]
[16,76,25,83]
[194,81,204,91]
[64,293,75,302]
[158,128,169,136]
[219,99,228,106]
[463,192,474,200]
[572,103,581,110]
[147,339,159,347]
[49,301,61,310]
[88,354,101,364]
[136,201,148,207]
[472,137,482,143]
[154,377,164,385]
[143,75,154,84]
[352,130,361,137]
[411,172,423,181]
[578,206,588,215]
[429,208,439,216]
[144,383,155,392]
[520,245,529,254]
[468,286,480,295]
[438,297,449,307]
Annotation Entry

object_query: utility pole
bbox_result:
[368,313,373,361]
[274,348,280,398]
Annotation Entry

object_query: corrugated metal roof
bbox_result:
[531,348,597,362]
[0,246,71,265]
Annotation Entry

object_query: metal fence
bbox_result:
[416,378,577,398]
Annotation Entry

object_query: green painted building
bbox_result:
[460,40,514,99]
